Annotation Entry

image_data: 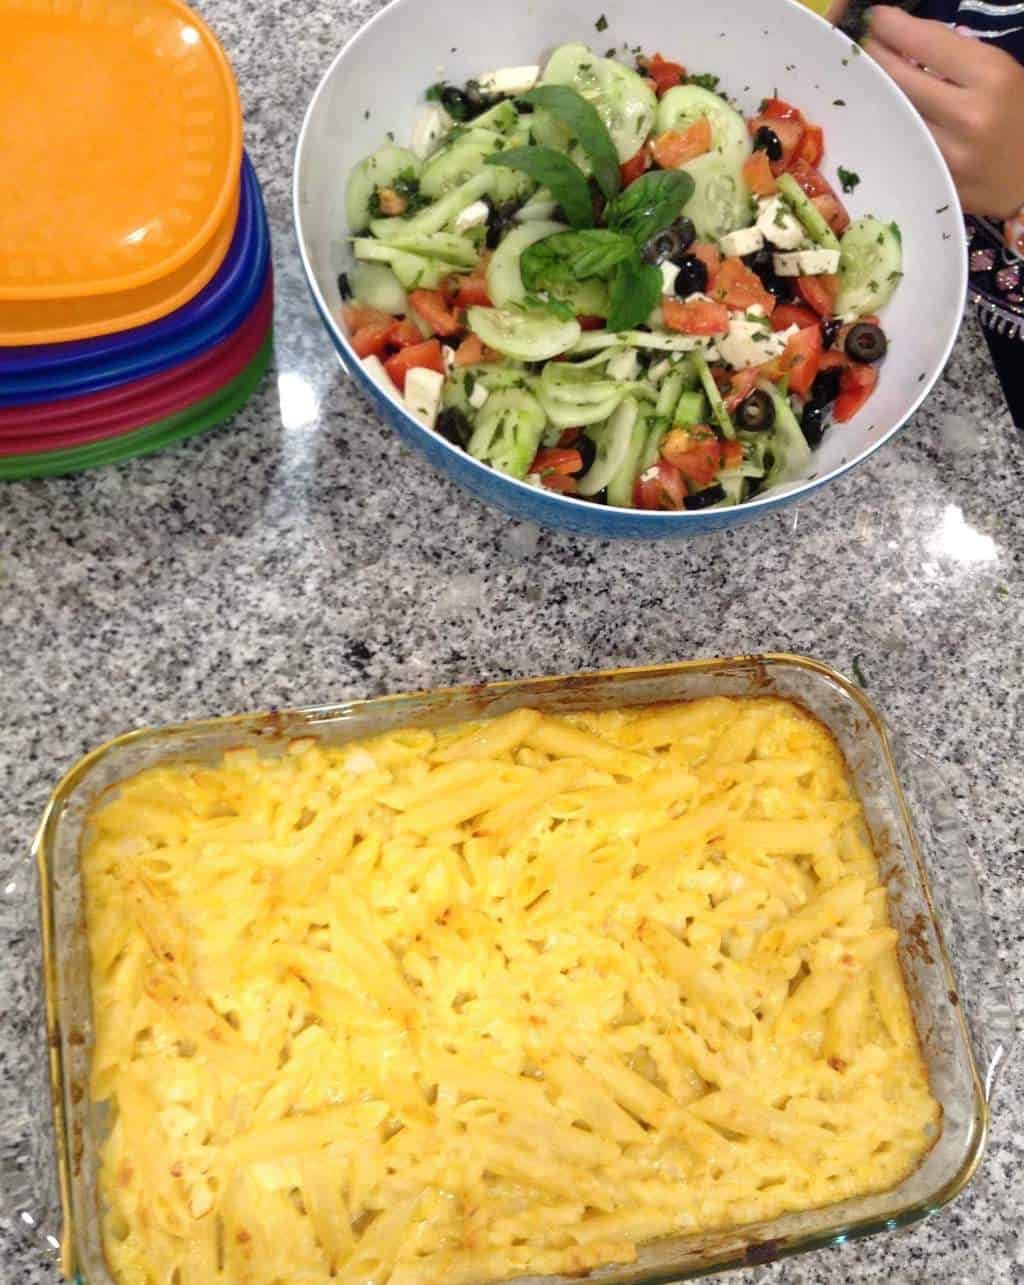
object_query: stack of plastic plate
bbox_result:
[0,0,273,479]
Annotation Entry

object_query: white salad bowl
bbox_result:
[294,0,966,537]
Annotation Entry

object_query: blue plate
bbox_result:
[0,156,269,404]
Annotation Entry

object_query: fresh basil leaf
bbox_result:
[606,170,695,247]
[521,230,635,292]
[607,257,663,332]
[484,146,594,229]
[520,85,620,202]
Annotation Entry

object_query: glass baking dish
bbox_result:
[8,654,1016,1283]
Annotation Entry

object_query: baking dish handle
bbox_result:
[892,740,1018,1102]
[0,864,65,1269]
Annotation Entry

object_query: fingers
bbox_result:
[864,7,991,87]
[862,35,968,130]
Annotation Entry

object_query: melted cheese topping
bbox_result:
[83,698,939,1285]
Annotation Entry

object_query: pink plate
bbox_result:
[0,271,272,441]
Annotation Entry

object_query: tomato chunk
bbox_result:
[342,303,393,332]
[721,439,744,469]
[742,150,777,197]
[452,334,500,367]
[796,275,839,318]
[452,270,491,310]
[408,289,462,336]
[795,123,824,168]
[577,315,606,331]
[634,459,687,509]
[749,115,804,172]
[834,362,879,422]
[690,241,721,287]
[620,146,651,187]
[539,472,578,495]
[811,192,850,236]
[531,448,584,476]
[660,426,722,489]
[713,257,776,314]
[662,297,730,335]
[652,118,712,169]
[723,368,759,413]
[771,302,820,332]
[763,325,822,399]
[351,322,395,359]
[760,97,804,123]
[384,339,445,391]
[388,319,424,348]
[640,52,687,96]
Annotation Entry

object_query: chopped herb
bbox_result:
[851,41,861,55]
[604,46,616,57]
[464,371,476,398]
[832,98,846,106]
[386,130,395,142]
[918,371,926,382]
[687,72,720,92]
[868,278,879,292]
[336,271,352,300]
[522,293,575,321]
[363,109,370,120]
[996,585,1010,598]
[595,13,608,31]
[842,57,849,66]
[888,270,904,285]
[852,654,868,686]
[837,166,860,194]
[889,220,902,244]
[936,203,950,214]
[943,232,952,241]
[426,82,444,101]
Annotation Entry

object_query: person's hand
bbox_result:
[862,6,1024,217]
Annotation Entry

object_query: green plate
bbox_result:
[0,332,272,479]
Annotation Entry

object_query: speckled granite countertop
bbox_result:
[1,2,1022,1282]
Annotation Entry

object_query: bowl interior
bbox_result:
[295,0,965,519]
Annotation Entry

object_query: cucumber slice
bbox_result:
[541,44,657,162]
[487,220,567,306]
[346,146,422,233]
[420,131,533,203]
[674,389,708,427]
[467,389,547,479]
[539,360,631,427]
[467,305,581,360]
[606,406,650,507]
[355,232,479,268]
[683,154,753,242]
[578,397,640,496]
[370,171,495,242]
[695,351,735,440]
[351,262,408,315]
[515,191,559,222]
[655,370,686,421]
[444,364,534,416]
[656,86,751,167]
[390,251,444,290]
[570,330,716,355]
[776,173,840,251]
[464,100,522,134]
[756,380,811,487]
[835,216,903,320]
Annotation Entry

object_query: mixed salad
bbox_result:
[341,42,902,510]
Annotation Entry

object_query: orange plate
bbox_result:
[0,181,240,346]
[0,0,243,301]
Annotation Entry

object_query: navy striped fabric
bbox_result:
[923,0,1024,56]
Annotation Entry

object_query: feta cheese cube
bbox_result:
[772,248,841,277]
[410,105,451,159]
[719,226,764,258]
[756,197,805,250]
[454,199,490,234]
[660,261,680,296]
[404,367,445,427]
[476,65,540,96]
[468,382,490,409]
[639,466,660,484]
[362,355,402,400]
[716,316,789,370]
[607,348,640,381]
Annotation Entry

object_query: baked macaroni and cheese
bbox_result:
[82,698,940,1285]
